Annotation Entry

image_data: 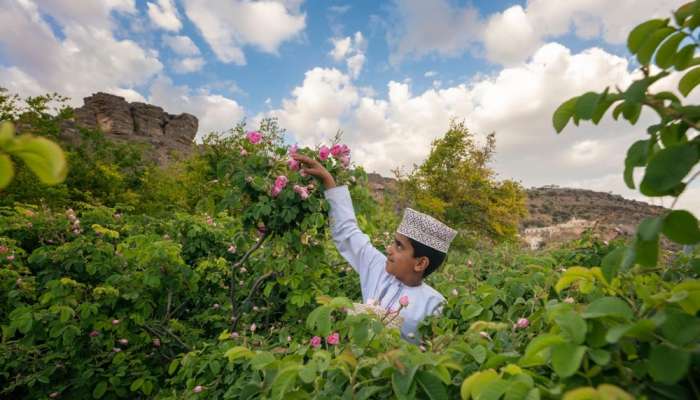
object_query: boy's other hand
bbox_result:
[292,154,336,189]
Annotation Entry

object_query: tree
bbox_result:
[396,120,528,248]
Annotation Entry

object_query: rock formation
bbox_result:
[66,92,198,165]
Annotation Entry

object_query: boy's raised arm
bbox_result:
[293,154,386,299]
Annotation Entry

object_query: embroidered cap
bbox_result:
[397,208,457,253]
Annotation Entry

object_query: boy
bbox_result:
[292,154,457,342]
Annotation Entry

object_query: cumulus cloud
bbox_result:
[386,0,483,64]
[163,35,200,56]
[262,41,699,214]
[182,0,306,65]
[147,0,182,31]
[329,32,367,79]
[386,0,685,66]
[482,0,687,65]
[0,0,162,106]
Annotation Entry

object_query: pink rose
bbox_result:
[89,330,99,337]
[212,303,220,310]
[299,169,308,177]
[193,385,204,393]
[228,244,237,254]
[293,185,309,200]
[288,158,300,171]
[563,297,575,304]
[310,335,322,348]
[326,332,340,345]
[288,144,298,155]
[319,146,330,161]
[515,318,529,329]
[240,148,248,156]
[118,338,128,346]
[230,332,239,339]
[287,336,292,342]
[112,347,121,353]
[0,245,7,253]
[330,144,343,156]
[246,131,262,144]
[112,319,120,325]
[274,176,288,189]
[152,338,161,347]
[7,255,15,261]
[339,155,350,168]
[206,216,214,225]
[479,331,491,340]
[399,295,409,307]
[250,323,257,332]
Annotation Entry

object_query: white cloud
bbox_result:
[262,41,700,215]
[0,0,162,106]
[163,35,200,56]
[424,70,437,78]
[172,57,205,73]
[147,0,182,31]
[386,0,483,64]
[482,0,687,65]
[183,0,306,65]
[329,32,367,79]
[262,67,359,144]
[149,76,246,139]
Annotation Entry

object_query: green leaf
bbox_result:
[461,304,483,320]
[270,364,302,400]
[551,343,586,378]
[648,344,690,384]
[640,145,698,196]
[671,280,700,315]
[553,97,578,133]
[588,349,611,366]
[93,381,108,399]
[356,386,384,400]
[392,365,419,395]
[637,27,675,65]
[250,352,275,370]
[460,370,500,400]
[468,345,487,364]
[623,140,650,189]
[554,311,587,344]
[209,360,221,375]
[601,247,626,282]
[679,66,700,96]
[621,102,642,124]
[581,297,633,320]
[590,90,616,124]
[663,210,700,244]
[634,236,659,267]
[675,44,697,70]
[130,378,144,392]
[627,19,668,53]
[416,370,448,400]
[575,92,600,120]
[519,334,566,367]
[168,359,179,375]
[6,135,67,185]
[0,154,14,190]
[660,310,700,346]
[656,31,686,68]
[299,361,317,384]
[605,320,656,343]
[638,216,663,241]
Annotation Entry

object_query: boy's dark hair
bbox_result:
[407,237,447,278]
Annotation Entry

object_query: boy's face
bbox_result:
[385,232,428,282]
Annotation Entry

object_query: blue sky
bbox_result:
[0,0,697,214]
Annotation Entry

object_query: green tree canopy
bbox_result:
[396,120,528,248]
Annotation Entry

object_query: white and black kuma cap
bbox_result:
[397,208,457,253]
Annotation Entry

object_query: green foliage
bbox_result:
[396,120,528,248]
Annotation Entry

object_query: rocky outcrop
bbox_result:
[65,92,198,165]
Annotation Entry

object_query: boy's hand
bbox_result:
[292,154,336,189]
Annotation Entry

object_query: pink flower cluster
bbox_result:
[287,144,300,171]
[310,331,341,348]
[293,184,309,200]
[318,143,351,167]
[270,175,288,197]
[246,131,262,144]
[514,318,529,329]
